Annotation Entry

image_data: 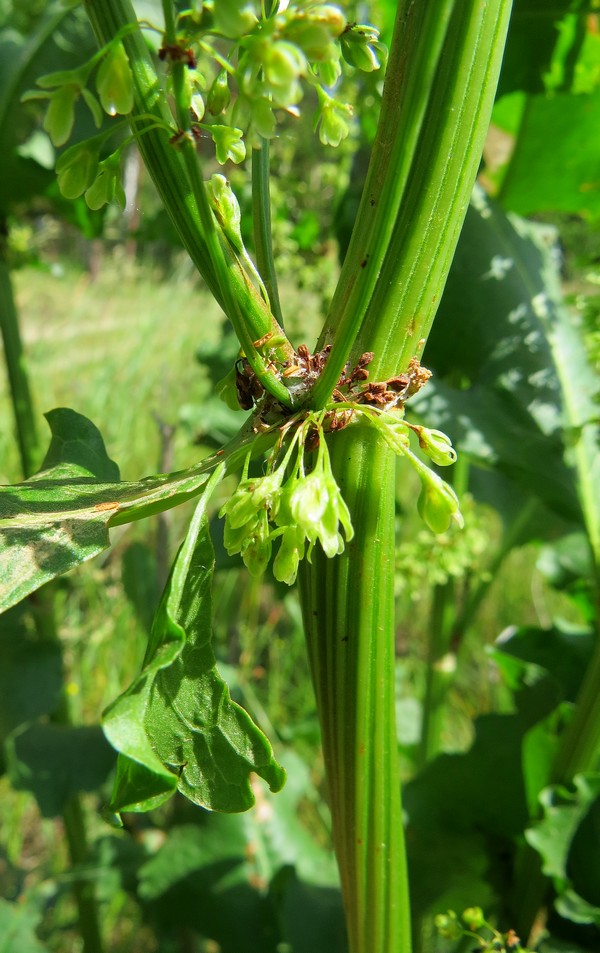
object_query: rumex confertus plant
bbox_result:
[1,2,514,952]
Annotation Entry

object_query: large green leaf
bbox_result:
[5,722,115,817]
[496,0,574,98]
[416,187,597,531]
[103,481,286,814]
[496,90,600,219]
[0,408,241,611]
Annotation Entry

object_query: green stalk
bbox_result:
[84,0,295,402]
[0,240,38,478]
[310,0,512,403]
[299,424,410,953]
[252,141,284,327]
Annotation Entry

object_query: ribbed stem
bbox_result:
[299,424,410,953]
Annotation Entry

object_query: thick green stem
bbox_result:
[299,424,410,953]
[311,0,512,402]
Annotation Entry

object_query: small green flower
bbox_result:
[273,525,305,585]
[315,97,352,147]
[434,911,462,941]
[415,426,458,466]
[43,84,79,147]
[462,907,485,930]
[240,511,272,577]
[213,0,258,38]
[56,142,99,199]
[96,41,134,116]
[417,469,463,534]
[283,6,346,63]
[84,153,126,210]
[210,125,246,165]
[340,23,384,72]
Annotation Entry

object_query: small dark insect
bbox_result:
[235,359,264,410]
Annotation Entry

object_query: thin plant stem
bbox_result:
[252,141,284,327]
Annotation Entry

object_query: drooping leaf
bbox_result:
[5,723,115,816]
[103,480,286,814]
[0,409,244,611]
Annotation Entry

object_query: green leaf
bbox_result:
[103,482,286,814]
[0,409,239,611]
[6,722,115,817]
[526,772,600,926]
[0,897,49,953]
[496,0,574,97]
[0,604,63,756]
[416,188,596,528]
[496,90,600,219]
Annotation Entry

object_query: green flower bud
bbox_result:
[273,526,305,586]
[315,98,352,147]
[262,40,307,107]
[213,0,258,38]
[434,911,462,941]
[340,24,383,72]
[415,426,458,466]
[84,154,126,210]
[210,124,246,165]
[462,907,485,930]
[289,472,329,529]
[240,512,272,577]
[283,6,345,62]
[56,142,99,199]
[316,58,342,87]
[206,173,243,250]
[207,69,231,115]
[417,470,463,534]
[96,41,134,116]
[44,84,79,147]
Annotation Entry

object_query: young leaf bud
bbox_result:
[84,154,125,210]
[207,69,231,115]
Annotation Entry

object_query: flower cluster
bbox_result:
[219,415,353,585]
[218,402,463,587]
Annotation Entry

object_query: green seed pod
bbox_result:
[340,24,383,72]
[207,69,231,115]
